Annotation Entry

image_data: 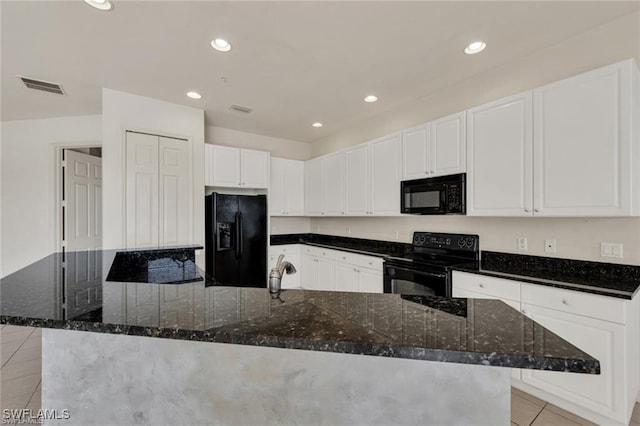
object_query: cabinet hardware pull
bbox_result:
[524,208,530,212]
[479,283,484,288]
[562,299,569,305]
[534,208,540,212]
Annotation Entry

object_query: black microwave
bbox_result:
[400,173,466,215]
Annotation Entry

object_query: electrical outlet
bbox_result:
[544,239,556,253]
[347,227,352,236]
[394,231,399,239]
[517,237,528,251]
[601,242,623,258]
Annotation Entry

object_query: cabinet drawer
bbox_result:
[268,244,298,257]
[357,255,383,271]
[521,284,625,324]
[301,246,321,257]
[334,251,359,265]
[453,271,520,302]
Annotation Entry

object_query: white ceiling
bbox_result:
[1,1,638,143]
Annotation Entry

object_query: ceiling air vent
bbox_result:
[18,76,65,95]
[230,104,253,114]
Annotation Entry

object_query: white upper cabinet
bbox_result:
[533,60,637,216]
[205,145,269,189]
[431,112,466,176]
[304,157,324,215]
[402,124,430,180]
[401,112,466,181]
[467,59,639,217]
[324,152,346,215]
[270,157,304,216]
[466,92,533,216]
[241,149,269,188]
[369,133,401,215]
[345,144,369,215]
[269,157,304,216]
[208,145,240,187]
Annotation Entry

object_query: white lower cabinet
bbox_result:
[283,245,383,293]
[519,302,624,423]
[452,271,639,426]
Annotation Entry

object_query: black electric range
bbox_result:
[383,232,479,297]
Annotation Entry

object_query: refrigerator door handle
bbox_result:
[235,211,243,259]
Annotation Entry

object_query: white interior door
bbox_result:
[64,150,102,251]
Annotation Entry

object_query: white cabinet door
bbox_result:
[284,160,305,215]
[324,152,346,216]
[304,157,324,215]
[241,148,269,188]
[301,253,318,290]
[533,60,634,216]
[358,268,383,293]
[369,133,401,215]
[335,262,358,292]
[158,137,191,246]
[345,145,369,215]
[126,132,159,248]
[402,125,429,180]
[317,258,335,291]
[269,157,285,215]
[211,145,241,187]
[466,92,533,216]
[431,112,466,176]
[520,303,624,423]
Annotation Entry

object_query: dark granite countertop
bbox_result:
[270,233,411,258]
[0,248,599,374]
[452,251,640,300]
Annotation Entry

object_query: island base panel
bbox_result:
[42,329,510,425]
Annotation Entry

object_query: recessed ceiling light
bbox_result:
[186,91,202,99]
[464,41,486,55]
[364,95,378,103]
[83,0,113,11]
[312,122,323,128]
[211,38,232,52]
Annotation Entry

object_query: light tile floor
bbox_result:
[2,325,640,425]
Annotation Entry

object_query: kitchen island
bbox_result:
[1,248,599,425]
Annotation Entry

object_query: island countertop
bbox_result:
[0,248,599,374]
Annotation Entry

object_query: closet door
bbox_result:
[158,136,191,246]
[126,132,192,249]
[126,132,159,248]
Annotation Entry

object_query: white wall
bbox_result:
[305,11,640,266]
[0,115,102,276]
[102,89,205,250]
[207,126,311,160]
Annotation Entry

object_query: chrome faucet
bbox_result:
[269,254,297,293]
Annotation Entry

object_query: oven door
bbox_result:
[383,262,449,297]
[401,181,447,214]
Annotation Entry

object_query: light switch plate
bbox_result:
[601,242,623,258]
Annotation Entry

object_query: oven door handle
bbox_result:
[385,266,447,279]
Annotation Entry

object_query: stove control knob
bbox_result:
[418,235,426,245]
[457,238,466,247]
[413,235,420,244]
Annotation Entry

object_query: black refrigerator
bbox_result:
[205,193,267,287]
